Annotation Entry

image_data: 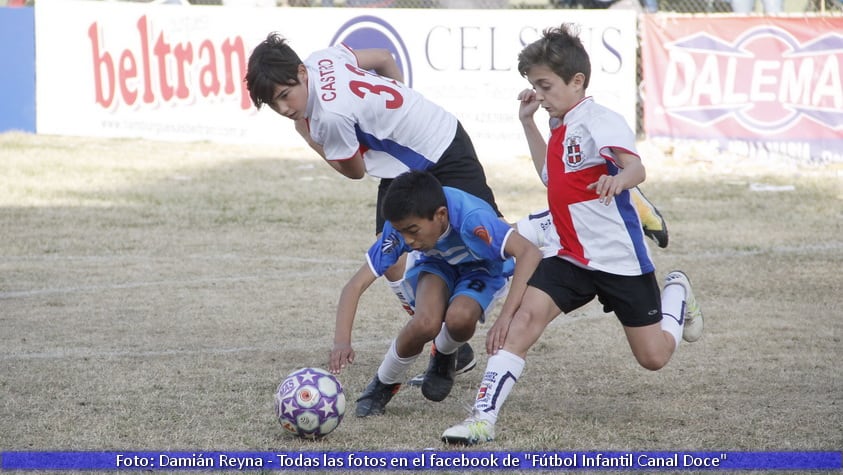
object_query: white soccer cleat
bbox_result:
[665,270,704,342]
[441,413,495,445]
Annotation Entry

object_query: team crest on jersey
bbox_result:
[565,135,584,167]
[381,232,402,255]
[473,226,491,245]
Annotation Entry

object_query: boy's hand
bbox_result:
[587,152,645,206]
[517,89,540,121]
[329,342,355,375]
[587,174,626,206]
[485,313,514,355]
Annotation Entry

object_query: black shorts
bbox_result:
[374,122,501,234]
[527,257,662,328]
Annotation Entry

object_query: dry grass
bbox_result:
[0,131,840,474]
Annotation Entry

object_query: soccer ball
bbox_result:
[274,367,346,439]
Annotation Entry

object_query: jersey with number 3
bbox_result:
[303,44,457,179]
[542,97,654,276]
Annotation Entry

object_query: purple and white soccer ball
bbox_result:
[274,367,346,439]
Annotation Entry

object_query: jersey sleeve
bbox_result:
[459,210,514,262]
[317,113,359,162]
[336,43,358,64]
[365,221,408,277]
[589,111,639,165]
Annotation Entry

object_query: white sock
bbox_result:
[386,278,415,316]
[473,350,524,425]
[433,323,462,355]
[377,339,420,384]
[661,282,685,350]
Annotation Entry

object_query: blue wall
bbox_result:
[0,7,36,133]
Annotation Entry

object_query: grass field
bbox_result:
[1,131,840,474]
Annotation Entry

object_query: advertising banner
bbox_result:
[34,0,637,161]
[0,6,35,133]
[641,15,843,164]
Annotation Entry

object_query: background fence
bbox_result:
[4,1,841,161]
[6,0,839,14]
[191,0,840,13]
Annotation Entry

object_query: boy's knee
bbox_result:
[502,308,547,355]
[635,353,669,371]
[408,312,443,340]
[444,307,480,337]
[509,308,538,333]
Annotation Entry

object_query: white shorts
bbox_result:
[515,208,560,258]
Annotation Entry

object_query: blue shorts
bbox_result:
[405,259,509,323]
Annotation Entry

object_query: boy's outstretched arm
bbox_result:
[485,232,542,355]
[353,48,404,83]
[330,263,379,374]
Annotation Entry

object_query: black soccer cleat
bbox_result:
[420,347,458,402]
[454,342,477,375]
[408,342,475,387]
[355,375,401,417]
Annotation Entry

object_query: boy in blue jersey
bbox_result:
[328,171,542,416]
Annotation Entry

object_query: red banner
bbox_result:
[641,16,843,164]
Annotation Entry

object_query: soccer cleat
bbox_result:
[407,343,476,387]
[454,342,477,375]
[420,346,458,402]
[665,270,704,342]
[631,186,669,249]
[441,414,495,445]
[355,375,401,417]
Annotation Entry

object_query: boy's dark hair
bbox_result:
[245,33,303,110]
[517,23,591,89]
[382,171,447,223]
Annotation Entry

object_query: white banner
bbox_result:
[35,0,637,161]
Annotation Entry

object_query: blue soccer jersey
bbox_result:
[366,187,514,315]
[366,187,514,278]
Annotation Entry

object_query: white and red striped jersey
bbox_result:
[541,97,654,276]
[303,45,457,179]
